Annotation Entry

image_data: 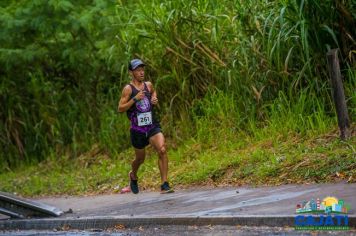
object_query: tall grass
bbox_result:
[0,0,354,171]
[190,87,333,146]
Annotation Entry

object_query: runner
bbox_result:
[118,59,174,194]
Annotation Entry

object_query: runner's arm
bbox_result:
[118,85,135,112]
[147,82,158,105]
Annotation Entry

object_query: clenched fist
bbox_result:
[151,96,158,105]
[135,90,145,100]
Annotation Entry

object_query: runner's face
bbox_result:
[132,66,145,81]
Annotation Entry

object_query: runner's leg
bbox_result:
[131,148,145,179]
[149,132,168,183]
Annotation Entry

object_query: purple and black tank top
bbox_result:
[126,82,159,133]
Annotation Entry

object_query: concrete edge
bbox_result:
[0,192,63,217]
[0,215,355,230]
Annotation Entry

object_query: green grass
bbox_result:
[1,123,354,197]
[0,1,354,197]
[1,89,355,197]
[1,0,355,170]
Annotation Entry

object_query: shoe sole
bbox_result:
[160,189,175,194]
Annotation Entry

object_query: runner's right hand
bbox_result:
[135,90,145,100]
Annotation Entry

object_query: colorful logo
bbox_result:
[136,97,151,112]
[294,196,351,230]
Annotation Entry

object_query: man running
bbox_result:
[118,59,173,194]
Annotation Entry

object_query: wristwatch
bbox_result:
[133,97,139,102]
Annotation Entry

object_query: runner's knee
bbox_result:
[158,145,166,156]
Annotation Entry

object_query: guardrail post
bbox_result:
[326,49,350,140]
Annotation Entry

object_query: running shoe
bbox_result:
[129,171,139,194]
[160,181,174,194]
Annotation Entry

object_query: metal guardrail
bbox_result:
[0,191,63,219]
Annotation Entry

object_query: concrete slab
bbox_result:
[0,191,64,218]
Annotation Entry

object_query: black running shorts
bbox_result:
[130,126,161,149]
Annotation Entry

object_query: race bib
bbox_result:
[137,112,152,126]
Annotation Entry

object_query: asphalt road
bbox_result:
[38,183,356,218]
[1,183,355,234]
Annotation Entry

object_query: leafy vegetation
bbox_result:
[0,124,354,196]
[0,0,355,195]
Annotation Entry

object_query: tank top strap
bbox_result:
[143,82,149,93]
[128,83,138,93]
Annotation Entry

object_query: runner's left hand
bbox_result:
[151,96,158,105]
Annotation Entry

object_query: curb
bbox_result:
[1,215,355,230]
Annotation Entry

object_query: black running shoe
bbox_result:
[160,181,174,194]
[129,171,139,194]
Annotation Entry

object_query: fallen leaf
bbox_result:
[114,224,125,230]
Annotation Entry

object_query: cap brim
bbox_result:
[132,64,145,70]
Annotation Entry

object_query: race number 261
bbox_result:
[137,112,152,126]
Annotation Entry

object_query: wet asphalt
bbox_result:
[1,183,355,235]
[37,183,355,218]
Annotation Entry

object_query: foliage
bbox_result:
[0,0,122,168]
[0,0,355,171]
[0,124,354,196]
